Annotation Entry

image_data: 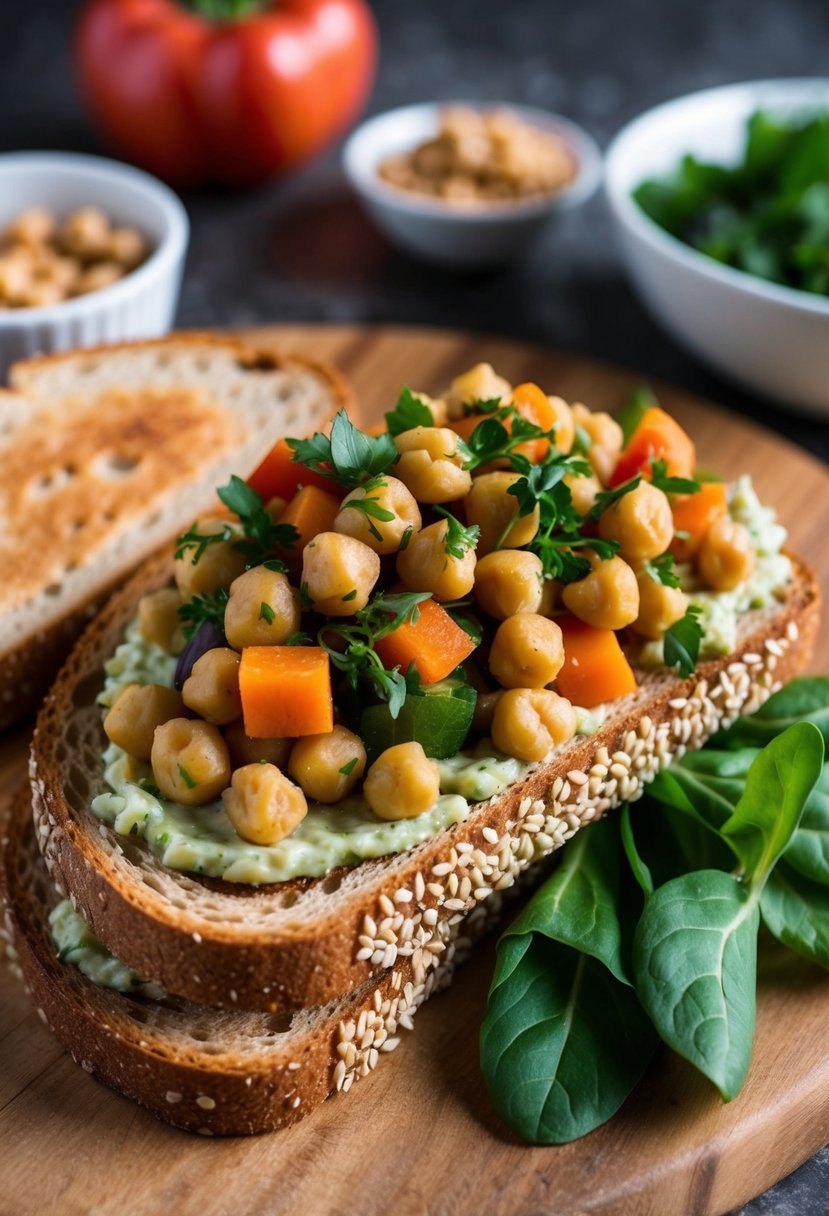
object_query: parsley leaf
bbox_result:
[178,589,228,640]
[385,386,434,436]
[664,606,704,678]
[339,757,359,777]
[216,475,297,569]
[649,458,700,496]
[259,601,275,624]
[460,396,504,418]
[284,631,311,646]
[461,406,549,472]
[287,410,398,488]
[174,522,234,564]
[617,385,658,445]
[340,477,396,541]
[434,506,480,558]
[646,553,682,588]
[178,764,197,790]
[589,476,642,521]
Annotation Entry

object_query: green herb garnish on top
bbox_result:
[287,409,399,487]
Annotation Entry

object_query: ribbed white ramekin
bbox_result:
[0,151,189,375]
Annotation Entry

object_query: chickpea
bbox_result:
[396,520,476,601]
[394,426,472,502]
[598,481,673,561]
[288,725,367,803]
[562,555,640,630]
[538,577,561,616]
[631,566,688,640]
[302,531,380,616]
[224,722,292,770]
[547,396,575,454]
[474,550,543,619]
[444,362,512,420]
[174,519,247,600]
[697,517,756,592]
[335,476,422,555]
[19,280,64,308]
[564,469,601,517]
[489,614,565,689]
[0,248,33,304]
[37,251,80,294]
[6,206,55,247]
[72,261,124,296]
[363,741,440,821]
[464,471,540,555]
[105,226,147,269]
[182,648,242,725]
[103,683,186,761]
[151,718,231,806]
[59,206,111,259]
[222,763,307,846]
[492,688,577,762]
[224,566,300,649]
[572,404,623,486]
[137,587,185,654]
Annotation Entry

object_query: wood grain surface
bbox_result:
[2,324,828,1216]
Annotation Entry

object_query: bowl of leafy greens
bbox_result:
[605,79,829,417]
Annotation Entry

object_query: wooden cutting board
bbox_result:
[2,324,829,1216]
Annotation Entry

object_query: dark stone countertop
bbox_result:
[2,1,828,1211]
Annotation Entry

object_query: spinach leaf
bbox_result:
[663,605,704,678]
[760,861,829,969]
[783,766,829,886]
[719,722,824,887]
[384,386,434,437]
[634,869,760,1100]
[620,803,654,899]
[481,935,657,1144]
[713,677,829,750]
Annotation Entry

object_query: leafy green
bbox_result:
[216,475,296,569]
[646,553,681,588]
[634,869,759,1100]
[340,477,396,541]
[648,458,700,496]
[433,507,479,559]
[617,386,657,444]
[663,605,704,677]
[760,862,829,968]
[178,589,228,640]
[719,722,824,887]
[712,677,829,749]
[287,410,398,487]
[634,108,829,297]
[384,386,434,436]
[589,476,641,521]
[174,522,234,564]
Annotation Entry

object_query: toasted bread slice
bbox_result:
[30,550,820,1013]
[2,785,507,1135]
[0,335,349,729]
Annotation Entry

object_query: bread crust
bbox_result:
[30,547,821,1014]
[0,333,351,730]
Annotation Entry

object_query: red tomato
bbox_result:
[75,0,378,186]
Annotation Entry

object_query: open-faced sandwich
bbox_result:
[8,362,819,1134]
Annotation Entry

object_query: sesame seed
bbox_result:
[196,1095,216,1110]
[431,861,452,877]
[192,931,202,944]
[482,826,499,844]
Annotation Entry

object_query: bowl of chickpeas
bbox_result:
[0,151,189,373]
[343,103,601,267]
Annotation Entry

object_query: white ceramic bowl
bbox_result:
[343,102,601,268]
[605,78,829,418]
[0,151,189,375]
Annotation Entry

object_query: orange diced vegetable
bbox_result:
[669,481,728,562]
[555,615,637,708]
[247,437,333,502]
[278,484,341,553]
[449,412,486,443]
[511,382,556,463]
[364,420,388,437]
[375,598,477,685]
[610,406,696,487]
[239,646,333,738]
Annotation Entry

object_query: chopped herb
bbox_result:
[259,601,275,625]
[340,477,395,541]
[178,588,229,640]
[385,386,434,436]
[299,581,313,610]
[138,780,161,798]
[399,525,414,552]
[157,832,170,848]
[460,396,503,418]
[589,476,642,521]
[461,406,549,472]
[433,506,480,559]
[571,424,592,455]
[216,474,297,569]
[287,409,398,488]
[664,605,704,678]
[339,757,359,777]
[649,458,700,496]
[341,589,358,602]
[617,385,658,444]
[178,765,198,790]
[646,553,682,588]
[174,522,233,564]
[284,631,311,646]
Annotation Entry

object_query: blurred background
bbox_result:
[2,0,827,461]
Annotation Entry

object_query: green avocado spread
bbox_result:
[49,900,163,998]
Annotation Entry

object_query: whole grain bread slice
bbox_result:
[2,784,507,1135]
[30,549,821,1013]
[0,334,350,729]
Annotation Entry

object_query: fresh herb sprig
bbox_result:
[663,605,704,678]
[433,507,480,559]
[385,386,434,436]
[217,475,297,569]
[318,590,431,718]
[178,588,229,640]
[646,553,681,588]
[649,458,700,496]
[461,407,549,472]
[287,410,398,488]
[174,522,234,563]
[340,476,396,542]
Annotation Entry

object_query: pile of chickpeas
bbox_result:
[103,362,757,852]
[0,206,148,308]
[378,106,576,204]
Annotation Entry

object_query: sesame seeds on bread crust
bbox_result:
[29,549,821,1014]
[0,333,351,729]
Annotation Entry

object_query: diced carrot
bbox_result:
[364,420,388,437]
[239,647,333,738]
[375,598,477,685]
[246,437,333,502]
[610,406,696,487]
[448,412,486,443]
[277,485,341,554]
[669,481,728,562]
[511,382,556,462]
[555,615,637,708]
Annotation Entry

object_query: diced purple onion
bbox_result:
[174,622,225,690]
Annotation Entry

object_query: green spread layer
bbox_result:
[49,900,163,997]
